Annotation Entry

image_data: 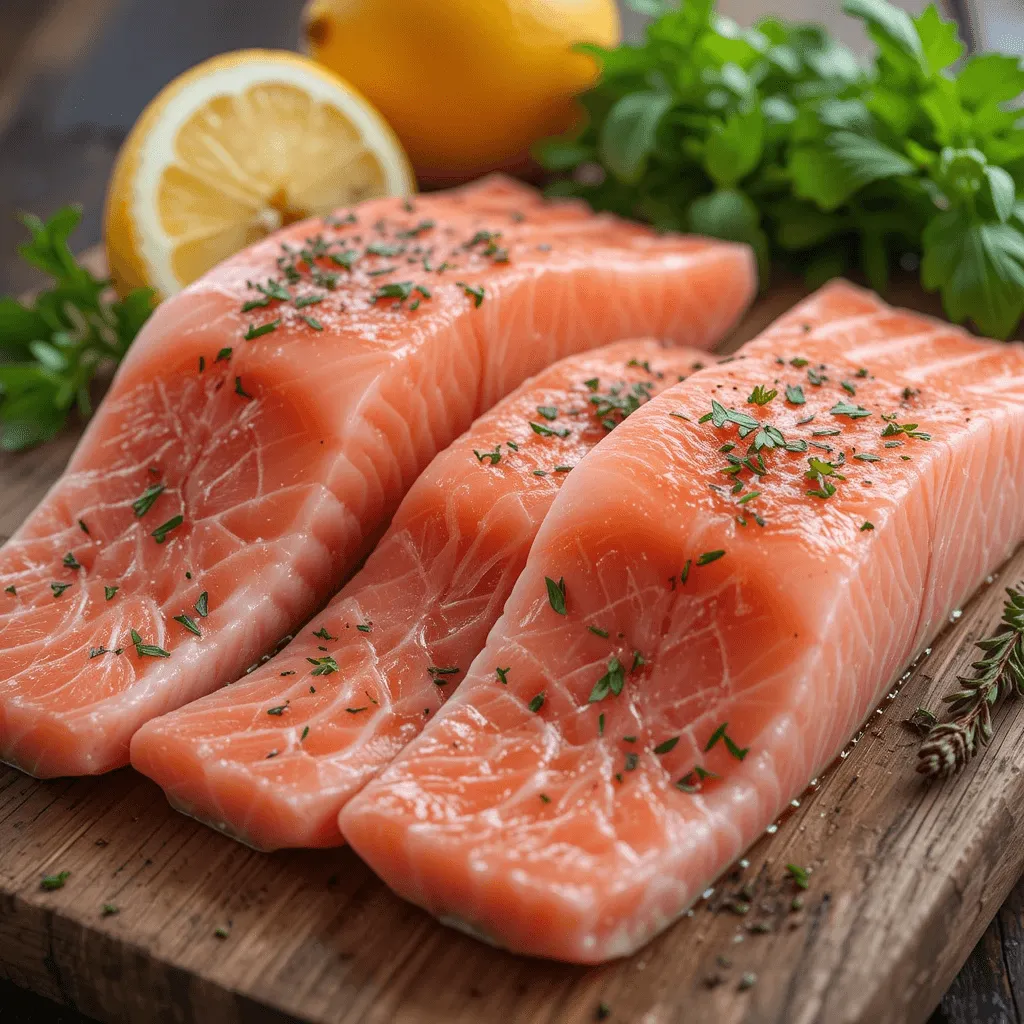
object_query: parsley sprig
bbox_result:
[0,207,153,451]
[539,0,1024,338]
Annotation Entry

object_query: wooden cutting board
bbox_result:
[1,273,1023,1024]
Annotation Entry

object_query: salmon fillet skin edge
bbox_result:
[131,340,713,850]
[0,175,756,778]
[341,280,1024,963]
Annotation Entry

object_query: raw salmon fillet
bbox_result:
[131,340,713,850]
[342,281,1024,962]
[0,175,755,778]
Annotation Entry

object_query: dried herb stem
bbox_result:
[917,584,1024,779]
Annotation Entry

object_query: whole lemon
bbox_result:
[302,0,620,183]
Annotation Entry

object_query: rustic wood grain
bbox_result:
[2,267,1024,1023]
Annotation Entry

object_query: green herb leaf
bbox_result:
[599,91,673,183]
[151,514,183,544]
[244,319,280,340]
[173,614,201,637]
[0,208,153,451]
[132,484,165,517]
[40,871,70,891]
[545,575,567,615]
[455,281,485,307]
[130,628,170,659]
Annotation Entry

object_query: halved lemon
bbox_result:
[104,49,415,299]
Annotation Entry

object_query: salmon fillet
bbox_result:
[0,176,755,778]
[341,280,1024,963]
[131,340,713,849]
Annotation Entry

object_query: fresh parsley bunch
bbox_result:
[0,207,153,451]
[538,0,1024,338]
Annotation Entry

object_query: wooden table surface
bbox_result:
[0,2,1022,1022]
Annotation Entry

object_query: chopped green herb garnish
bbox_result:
[173,614,201,637]
[588,625,609,638]
[104,586,118,601]
[589,656,625,703]
[313,626,336,641]
[528,691,546,713]
[598,713,605,736]
[530,420,570,438]
[101,903,119,917]
[428,666,460,683]
[330,249,360,270]
[545,576,567,615]
[235,377,253,399]
[62,551,80,570]
[786,863,811,889]
[456,281,485,307]
[631,650,646,673]
[294,294,324,309]
[5,585,16,595]
[747,384,777,406]
[151,515,183,544]
[696,550,725,566]
[40,871,70,891]
[854,453,881,462]
[624,752,639,772]
[860,521,875,531]
[132,483,165,517]
[473,445,502,465]
[704,722,748,760]
[307,655,339,675]
[830,401,871,420]
[303,315,323,331]
[398,219,435,238]
[244,319,280,340]
[50,582,71,598]
[654,736,679,755]
[366,241,405,257]
[267,704,288,716]
[356,623,371,633]
[130,628,170,658]
[881,419,931,441]
[785,384,805,405]
[536,405,558,421]
[194,591,209,617]
[496,666,510,684]
[215,347,232,362]
[346,706,368,714]
[371,281,413,302]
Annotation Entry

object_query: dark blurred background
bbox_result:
[0,0,1022,1022]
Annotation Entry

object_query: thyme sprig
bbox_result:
[917,584,1024,779]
